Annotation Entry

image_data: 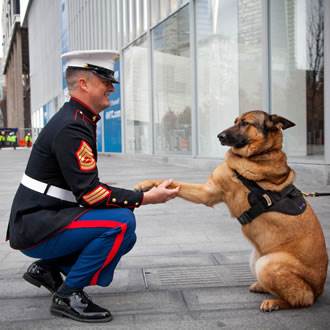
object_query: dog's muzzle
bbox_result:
[217,131,248,148]
[217,132,228,145]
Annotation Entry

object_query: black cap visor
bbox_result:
[86,63,119,84]
[92,70,119,84]
[68,63,119,84]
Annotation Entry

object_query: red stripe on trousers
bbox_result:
[64,220,128,285]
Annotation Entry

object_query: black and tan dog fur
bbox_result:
[135,110,328,312]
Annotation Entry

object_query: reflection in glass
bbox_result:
[152,5,191,154]
[196,0,263,157]
[306,0,324,155]
[124,35,151,153]
[151,0,189,27]
[238,0,263,113]
[270,0,324,156]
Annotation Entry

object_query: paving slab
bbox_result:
[118,254,216,269]
[143,264,255,290]
[213,250,252,264]
[0,149,329,329]
[0,268,146,298]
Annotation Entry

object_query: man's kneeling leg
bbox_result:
[22,208,136,322]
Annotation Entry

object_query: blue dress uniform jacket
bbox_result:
[7,98,143,250]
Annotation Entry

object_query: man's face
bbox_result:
[86,73,115,112]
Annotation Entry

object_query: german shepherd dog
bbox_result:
[135,111,328,312]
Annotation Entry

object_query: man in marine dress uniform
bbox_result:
[6,50,179,323]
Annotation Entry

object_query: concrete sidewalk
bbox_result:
[0,149,329,329]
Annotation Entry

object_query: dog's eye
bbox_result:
[240,121,249,127]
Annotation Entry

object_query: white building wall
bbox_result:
[27,0,121,120]
[67,0,120,52]
[28,0,62,117]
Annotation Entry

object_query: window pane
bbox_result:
[196,0,263,157]
[270,0,324,156]
[152,5,191,154]
[238,0,263,113]
[151,0,189,26]
[124,35,151,153]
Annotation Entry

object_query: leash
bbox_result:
[303,192,330,197]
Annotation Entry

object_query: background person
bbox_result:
[6,50,179,323]
[7,131,17,150]
[24,132,32,147]
[0,130,6,149]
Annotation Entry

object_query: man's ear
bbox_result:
[78,77,89,92]
[266,114,296,130]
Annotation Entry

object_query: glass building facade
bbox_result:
[121,0,328,161]
[23,0,329,164]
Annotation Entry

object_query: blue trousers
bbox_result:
[22,208,136,289]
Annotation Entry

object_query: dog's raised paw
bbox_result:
[133,181,153,192]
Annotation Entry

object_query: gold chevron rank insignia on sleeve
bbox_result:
[75,141,96,171]
[83,185,111,205]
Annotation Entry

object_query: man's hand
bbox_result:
[141,179,179,205]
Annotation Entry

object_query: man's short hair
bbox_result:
[65,67,92,91]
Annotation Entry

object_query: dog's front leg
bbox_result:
[135,176,223,207]
[174,179,223,207]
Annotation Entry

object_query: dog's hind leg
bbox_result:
[249,281,269,293]
[255,253,314,312]
[249,250,269,294]
[249,249,259,277]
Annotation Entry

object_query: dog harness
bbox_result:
[235,171,307,225]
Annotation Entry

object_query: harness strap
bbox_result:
[235,172,271,225]
[238,201,269,225]
[235,172,264,194]
[235,171,305,225]
[237,194,274,225]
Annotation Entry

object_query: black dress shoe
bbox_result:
[23,261,63,293]
[50,290,112,323]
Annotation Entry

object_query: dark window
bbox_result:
[13,0,20,15]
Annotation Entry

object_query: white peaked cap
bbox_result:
[61,50,120,83]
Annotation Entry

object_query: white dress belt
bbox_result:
[21,174,77,204]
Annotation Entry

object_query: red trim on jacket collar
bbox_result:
[70,96,96,113]
[70,96,97,115]
[74,109,98,125]
[70,97,101,123]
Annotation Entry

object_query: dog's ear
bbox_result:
[266,114,296,130]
